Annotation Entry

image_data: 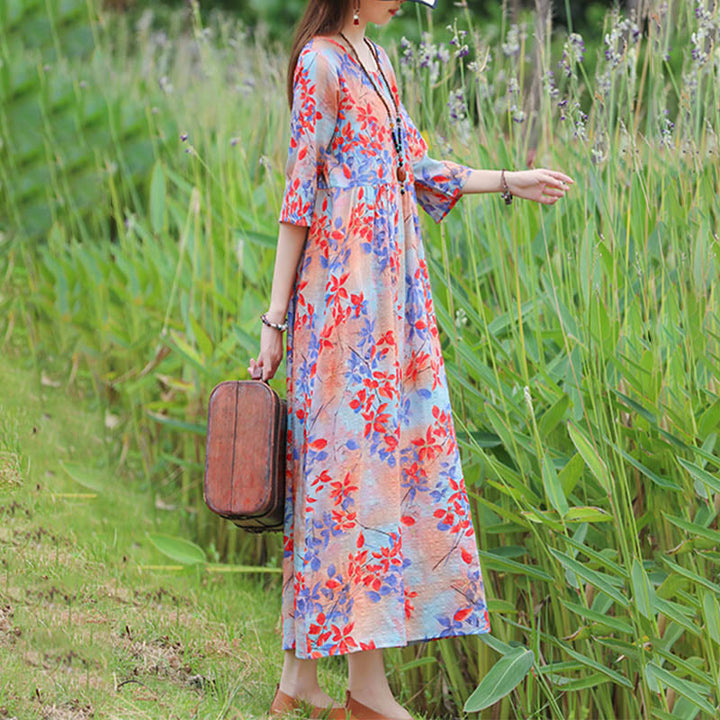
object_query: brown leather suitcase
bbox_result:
[203,380,287,533]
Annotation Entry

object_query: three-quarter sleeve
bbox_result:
[278,45,339,227]
[400,99,472,224]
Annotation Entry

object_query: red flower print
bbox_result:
[404,587,419,618]
[350,292,365,317]
[330,472,359,506]
[325,575,342,591]
[384,433,399,453]
[362,401,391,438]
[411,426,443,462]
[430,357,443,390]
[311,469,333,492]
[405,462,428,486]
[348,548,369,584]
[377,330,396,349]
[434,504,471,534]
[327,272,349,306]
[370,534,403,574]
[405,349,430,384]
[356,101,376,130]
[319,322,335,351]
[309,612,327,636]
[349,388,367,412]
[331,507,357,532]
[330,622,358,654]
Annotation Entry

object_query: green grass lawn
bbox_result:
[0,354,357,719]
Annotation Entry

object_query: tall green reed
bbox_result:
[397,1,720,717]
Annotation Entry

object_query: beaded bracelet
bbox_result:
[261,312,288,333]
[501,168,514,205]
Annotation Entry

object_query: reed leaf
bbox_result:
[542,453,569,518]
[548,548,628,608]
[147,532,207,565]
[677,458,720,496]
[631,558,657,621]
[644,662,715,716]
[557,643,633,689]
[463,646,535,712]
[567,422,612,494]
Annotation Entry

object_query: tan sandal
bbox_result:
[269,682,351,719]
[344,690,413,720]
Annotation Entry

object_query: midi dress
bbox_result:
[278,35,491,659]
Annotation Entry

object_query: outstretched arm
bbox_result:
[461,168,574,205]
[374,41,574,211]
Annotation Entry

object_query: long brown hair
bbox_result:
[287,0,353,108]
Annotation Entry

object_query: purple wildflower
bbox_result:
[544,70,560,98]
[448,88,467,123]
[560,32,585,78]
[558,98,568,118]
[400,36,414,67]
[502,24,522,57]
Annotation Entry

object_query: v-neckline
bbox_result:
[319,36,383,76]
[318,35,400,115]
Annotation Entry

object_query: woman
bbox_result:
[249,1,573,718]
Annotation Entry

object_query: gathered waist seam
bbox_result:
[317,181,411,190]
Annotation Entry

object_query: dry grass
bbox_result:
[0,452,21,487]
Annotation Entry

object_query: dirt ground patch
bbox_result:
[0,602,21,647]
[33,695,94,720]
[0,452,22,487]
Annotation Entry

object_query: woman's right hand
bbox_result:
[248,320,285,382]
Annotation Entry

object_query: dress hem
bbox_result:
[282,623,492,660]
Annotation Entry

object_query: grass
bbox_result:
[0,352,369,719]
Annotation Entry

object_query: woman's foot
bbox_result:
[345,687,413,719]
[275,649,346,715]
[279,680,344,709]
[271,682,349,719]
[346,648,413,720]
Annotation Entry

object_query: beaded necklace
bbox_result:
[338,32,407,195]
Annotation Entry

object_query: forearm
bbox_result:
[265,221,309,321]
[460,168,509,195]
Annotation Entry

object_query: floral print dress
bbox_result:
[278,35,491,659]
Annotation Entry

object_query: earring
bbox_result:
[353,0,360,25]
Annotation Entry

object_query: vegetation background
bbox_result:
[1,0,719,717]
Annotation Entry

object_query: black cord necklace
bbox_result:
[338,31,407,195]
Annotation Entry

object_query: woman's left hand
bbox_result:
[507,169,574,205]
